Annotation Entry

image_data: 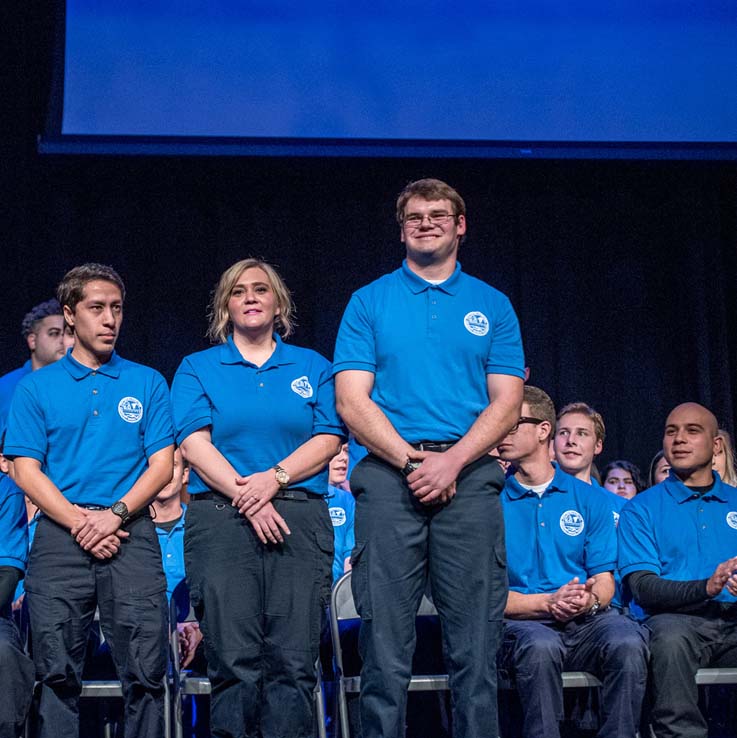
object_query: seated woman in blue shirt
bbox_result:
[171,258,343,738]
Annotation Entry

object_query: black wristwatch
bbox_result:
[401,459,422,478]
[110,500,130,525]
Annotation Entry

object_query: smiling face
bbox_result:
[554,412,603,478]
[64,279,123,366]
[227,267,280,338]
[400,196,466,269]
[663,403,718,484]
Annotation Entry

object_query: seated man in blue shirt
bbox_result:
[497,386,648,738]
[0,463,34,738]
[5,263,174,738]
[619,402,737,738]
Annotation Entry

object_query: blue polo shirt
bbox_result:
[327,485,355,584]
[0,360,32,438]
[502,466,617,595]
[156,506,187,602]
[171,335,344,496]
[333,260,525,442]
[618,472,737,606]
[0,472,28,573]
[4,351,174,506]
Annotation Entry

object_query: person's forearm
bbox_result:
[278,434,343,483]
[591,571,615,608]
[180,432,242,500]
[119,445,174,514]
[336,391,414,469]
[445,385,522,469]
[627,570,709,611]
[505,590,552,619]
[13,458,80,529]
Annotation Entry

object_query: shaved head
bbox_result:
[663,402,719,485]
[665,403,719,437]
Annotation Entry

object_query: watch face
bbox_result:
[112,502,128,517]
[276,470,290,486]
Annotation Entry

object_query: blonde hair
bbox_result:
[716,429,737,485]
[206,259,295,344]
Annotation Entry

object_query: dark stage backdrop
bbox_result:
[3,2,737,475]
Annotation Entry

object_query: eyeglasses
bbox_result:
[403,211,456,229]
[509,417,545,433]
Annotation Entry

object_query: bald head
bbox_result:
[665,403,718,437]
[663,402,719,485]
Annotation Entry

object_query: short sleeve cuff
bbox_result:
[620,562,660,578]
[175,417,213,446]
[2,445,45,463]
[332,360,376,376]
[486,364,526,379]
[312,425,347,440]
[587,561,617,577]
[145,435,175,459]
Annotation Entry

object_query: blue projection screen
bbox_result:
[43,0,737,158]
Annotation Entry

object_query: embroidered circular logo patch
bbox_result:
[291,376,313,399]
[463,311,489,336]
[559,509,585,536]
[329,507,347,527]
[118,396,143,423]
[726,512,737,530]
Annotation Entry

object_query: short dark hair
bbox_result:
[21,299,62,338]
[57,263,126,314]
[523,385,556,437]
[557,402,606,444]
[395,178,466,225]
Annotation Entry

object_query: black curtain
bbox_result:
[3,1,736,474]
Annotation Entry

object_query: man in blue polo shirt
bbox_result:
[497,386,648,738]
[0,298,72,437]
[619,402,737,738]
[0,467,34,738]
[4,263,174,738]
[333,178,525,738]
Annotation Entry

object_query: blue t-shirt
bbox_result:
[0,472,28,573]
[0,360,32,438]
[171,335,344,496]
[502,466,617,595]
[333,260,525,442]
[327,484,355,584]
[618,471,737,608]
[156,505,187,601]
[4,351,174,506]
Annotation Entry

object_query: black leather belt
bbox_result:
[411,441,455,452]
[190,489,319,502]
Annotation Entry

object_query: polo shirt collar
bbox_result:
[399,259,462,295]
[61,350,122,380]
[663,470,727,503]
[505,463,568,499]
[220,334,296,368]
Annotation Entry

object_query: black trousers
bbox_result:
[184,492,333,738]
[0,614,34,738]
[25,514,168,738]
[647,611,737,738]
[349,453,507,738]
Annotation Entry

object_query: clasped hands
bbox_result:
[547,577,598,622]
[404,450,461,505]
[232,470,290,545]
[70,507,128,559]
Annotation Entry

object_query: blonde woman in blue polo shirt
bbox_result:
[171,258,343,738]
